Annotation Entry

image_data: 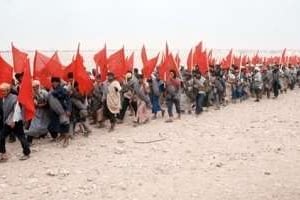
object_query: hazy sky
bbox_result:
[1,0,299,51]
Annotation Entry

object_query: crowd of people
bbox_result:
[1,63,300,162]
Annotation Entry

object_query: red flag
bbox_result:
[198,50,209,74]
[222,49,233,69]
[158,53,179,80]
[94,45,107,81]
[193,42,203,66]
[0,55,13,84]
[251,51,260,65]
[63,58,75,81]
[11,44,28,73]
[107,48,126,80]
[141,45,148,66]
[33,51,51,79]
[242,55,248,66]
[142,53,159,80]
[43,52,64,78]
[125,52,134,73]
[187,48,193,71]
[74,46,94,95]
[18,59,35,121]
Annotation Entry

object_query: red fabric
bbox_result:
[74,50,94,95]
[141,45,148,66]
[37,52,64,89]
[94,45,107,81]
[107,48,126,80]
[158,53,179,81]
[290,56,299,65]
[18,59,35,121]
[187,48,193,71]
[0,55,13,84]
[233,55,242,67]
[242,55,248,66]
[48,52,64,77]
[221,49,233,69]
[193,42,202,66]
[198,50,209,74]
[33,51,51,79]
[251,51,261,65]
[63,59,75,81]
[125,52,134,73]
[11,44,28,73]
[142,53,159,79]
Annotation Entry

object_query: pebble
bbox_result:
[216,162,224,168]
[46,169,58,177]
[264,172,271,175]
[117,138,125,144]
[87,178,93,182]
[114,147,126,155]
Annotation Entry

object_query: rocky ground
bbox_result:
[1,89,300,200]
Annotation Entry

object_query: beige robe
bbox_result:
[107,80,122,114]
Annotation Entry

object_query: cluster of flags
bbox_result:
[0,42,299,121]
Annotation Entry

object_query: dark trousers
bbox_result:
[118,98,137,120]
[103,101,117,125]
[0,121,30,156]
[166,97,180,117]
[273,81,280,97]
[196,93,205,114]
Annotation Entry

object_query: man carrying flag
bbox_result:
[0,83,31,162]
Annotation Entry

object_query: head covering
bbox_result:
[32,80,41,87]
[255,66,260,71]
[107,72,115,77]
[125,72,132,80]
[0,83,11,91]
[51,77,61,83]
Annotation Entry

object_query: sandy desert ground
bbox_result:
[1,89,300,200]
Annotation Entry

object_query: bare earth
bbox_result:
[1,90,300,200]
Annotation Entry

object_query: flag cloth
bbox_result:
[18,59,36,121]
[0,55,13,84]
[158,53,179,81]
[33,51,51,79]
[187,48,193,71]
[94,45,107,81]
[107,48,126,80]
[11,44,28,73]
[125,52,134,73]
[142,53,159,80]
[74,48,94,95]
[222,49,233,69]
[141,45,148,66]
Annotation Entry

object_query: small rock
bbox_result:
[114,147,126,155]
[264,172,271,175]
[60,169,70,177]
[87,178,93,182]
[46,169,58,177]
[61,187,68,193]
[100,144,107,148]
[216,163,223,168]
[117,138,125,144]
